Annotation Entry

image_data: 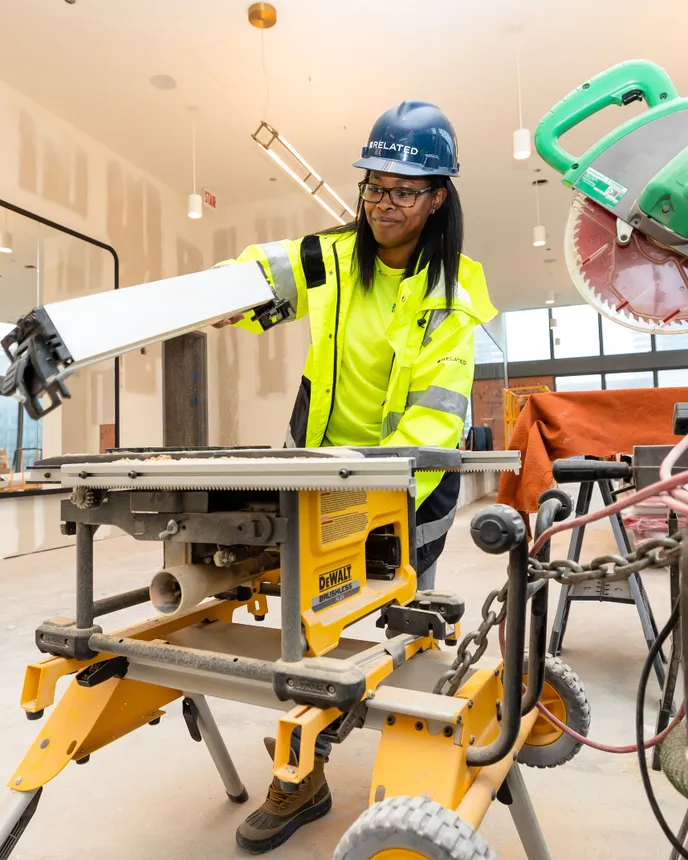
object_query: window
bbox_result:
[658,369,688,387]
[656,333,688,352]
[552,305,600,359]
[0,352,42,470]
[604,371,654,390]
[464,397,473,438]
[555,374,602,392]
[474,326,504,364]
[505,309,550,362]
[601,316,651,355]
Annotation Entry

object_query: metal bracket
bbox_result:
[376,604,448,640]
[1,307,74,419]
[76,656,129,688]
[319,703,368,744]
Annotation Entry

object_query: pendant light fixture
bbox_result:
[187,106,202,219]
[513,51,531,160]
[533,172,547,247]
[0,209,12,254]
[253,122,355,224]
[248,4,354,224]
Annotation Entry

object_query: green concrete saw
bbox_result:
[536,59,688,333]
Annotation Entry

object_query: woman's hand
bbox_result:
[212,314,244,329]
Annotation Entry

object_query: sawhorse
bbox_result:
[548,464,666,690]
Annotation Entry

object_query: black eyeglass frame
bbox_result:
[358,181,435,209]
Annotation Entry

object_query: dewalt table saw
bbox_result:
[0,442,593,860]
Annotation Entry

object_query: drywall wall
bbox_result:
[0,76,209,450]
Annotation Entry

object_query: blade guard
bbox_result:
[566,193,688,333]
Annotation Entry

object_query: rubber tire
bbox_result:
[659,719,688,799]
[467,427,487,452]
[334,796,496,860]
[519,653,591,769]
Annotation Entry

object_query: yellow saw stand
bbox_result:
[0,445,586,860]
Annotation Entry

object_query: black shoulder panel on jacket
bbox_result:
[300,235,327,289]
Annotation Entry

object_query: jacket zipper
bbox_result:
[322,243,342,443]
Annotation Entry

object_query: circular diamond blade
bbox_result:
[565,193,688,333]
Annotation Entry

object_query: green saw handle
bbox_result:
[535,59,679,176]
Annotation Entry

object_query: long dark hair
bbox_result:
[323,175,463,308]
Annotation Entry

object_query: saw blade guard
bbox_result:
[565,193,688,333]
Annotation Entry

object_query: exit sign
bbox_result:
[203,188,217,210]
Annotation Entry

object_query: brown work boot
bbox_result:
[235,738,332,854]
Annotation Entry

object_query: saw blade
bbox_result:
[565,193,688,333]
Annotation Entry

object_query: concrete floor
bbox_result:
[0,489,686,859]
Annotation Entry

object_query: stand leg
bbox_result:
[504,764,553,860]
[654,513,682,771]
[0,788,42,859]
[183,693,248,804]
[279,491,304,663]
[669,807,688,860]
[599,480,667,688]
[548,481,593,655]
[548,584,570,657]
[76,522,95,629]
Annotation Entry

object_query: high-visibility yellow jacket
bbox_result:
[216,230,496,572]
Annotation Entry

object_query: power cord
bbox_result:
[636,601,688,858]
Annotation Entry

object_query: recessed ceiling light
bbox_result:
[269,177,277,182]
[24,264,36,270]
[149,74,177,91]
[64,0,76,4]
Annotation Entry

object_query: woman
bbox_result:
[218,100,496,854]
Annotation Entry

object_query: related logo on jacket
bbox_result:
[438,356,467,365]
[369,141,420,156]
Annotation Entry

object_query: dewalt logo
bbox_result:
[319,565,353,593]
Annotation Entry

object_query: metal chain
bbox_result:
[528,532,684,586]
[433,582,508,697]
[433,530,685,698]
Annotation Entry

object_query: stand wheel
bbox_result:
[334,796,497,859]
[519,654,591,768]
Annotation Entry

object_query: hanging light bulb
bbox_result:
[0,209,12,253]
[533,174,546,247]
[513,51,531,160]
[187,107,202,219]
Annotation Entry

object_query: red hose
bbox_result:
[497,620,684,753]
[530,464,688,558]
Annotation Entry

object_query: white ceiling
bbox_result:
[0,0,685,310]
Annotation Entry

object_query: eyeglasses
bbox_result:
[358,181,434,209]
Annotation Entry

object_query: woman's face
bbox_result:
[364,171,447,250]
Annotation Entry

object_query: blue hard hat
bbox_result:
[354,101,459,177]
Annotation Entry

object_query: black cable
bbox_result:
[636,601,687,858]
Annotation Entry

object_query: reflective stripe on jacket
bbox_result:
[215,230,496,573]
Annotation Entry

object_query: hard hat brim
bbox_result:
[353,155,458,178]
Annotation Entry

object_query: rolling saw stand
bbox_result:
[0,444,587,860]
